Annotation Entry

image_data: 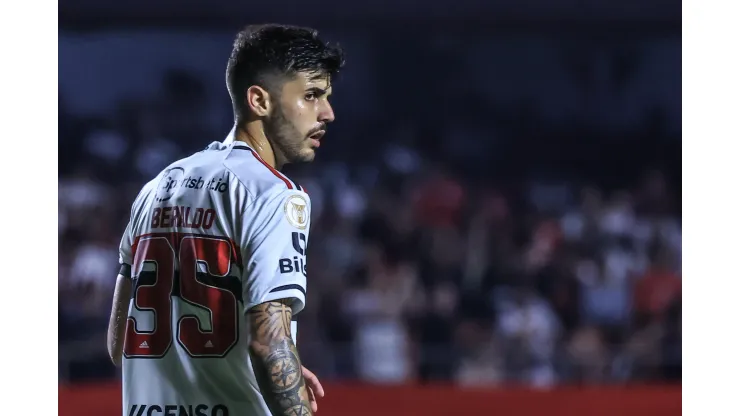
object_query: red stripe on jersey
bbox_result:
[247,149,294,190]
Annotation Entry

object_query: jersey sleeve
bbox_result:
[242,187,311,315]
[118,218,134,278]
[118,177,158,279]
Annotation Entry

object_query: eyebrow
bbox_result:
[306,86,331,97]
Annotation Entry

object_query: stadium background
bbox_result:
[58,0,682,414]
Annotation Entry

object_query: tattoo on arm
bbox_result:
[248,300,312,416]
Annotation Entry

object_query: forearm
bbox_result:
[248,301,312,416]
[107,274,132,366]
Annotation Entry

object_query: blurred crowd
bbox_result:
[59,34,681,387]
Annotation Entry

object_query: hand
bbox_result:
[302,366,325,413]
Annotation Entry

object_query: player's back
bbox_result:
[119,140,310,416]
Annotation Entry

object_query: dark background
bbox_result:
[58,0,681,388]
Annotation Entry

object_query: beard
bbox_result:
[264,103,314,164]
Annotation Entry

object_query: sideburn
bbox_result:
[264,102,304,165]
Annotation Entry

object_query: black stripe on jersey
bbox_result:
[119,263,132,279]
[269,284,306,297]
[283,176,298,190]
[131,270,243,303]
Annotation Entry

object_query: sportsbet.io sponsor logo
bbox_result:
[155,167,184,202]
[128,404,228,416]
[155,167,229,202]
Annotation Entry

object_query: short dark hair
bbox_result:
[226,24,345,117]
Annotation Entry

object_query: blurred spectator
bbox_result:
[565,326,611,384]
[344,246,421,383]
[454,320,505,387]
[634,243,682,324]
[576,254,631,328]
[495,285,562,387]
[413,281,460,382]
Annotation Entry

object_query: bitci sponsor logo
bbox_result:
[278,232,307,276]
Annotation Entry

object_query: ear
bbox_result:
[246,85,272,117]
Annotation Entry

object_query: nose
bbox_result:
[319,100,335,124]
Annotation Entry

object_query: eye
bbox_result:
[304,93,317,101]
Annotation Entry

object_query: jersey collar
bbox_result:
[222,126,237,145]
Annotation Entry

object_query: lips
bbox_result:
[309,130,325,140]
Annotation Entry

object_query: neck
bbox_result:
[232,121,283,170]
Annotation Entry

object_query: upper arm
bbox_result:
[109,197,136,364]
[118,178,156,267]
[111,272,133,318]
[241,187,311,317]
[246,299,294,353]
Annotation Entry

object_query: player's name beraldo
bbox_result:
[151,206,218,230]
[128,404,228,416]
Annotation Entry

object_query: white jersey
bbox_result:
[118,139,311,416]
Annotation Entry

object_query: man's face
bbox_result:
[264,72,335,164]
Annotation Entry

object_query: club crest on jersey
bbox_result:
[284,194,309,229]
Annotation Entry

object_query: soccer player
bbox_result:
[105,24,344,416]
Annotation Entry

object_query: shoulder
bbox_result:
[245,183,310,233]
[224,142,309,201]
[128,175,161,214]
[129,148,214,210]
